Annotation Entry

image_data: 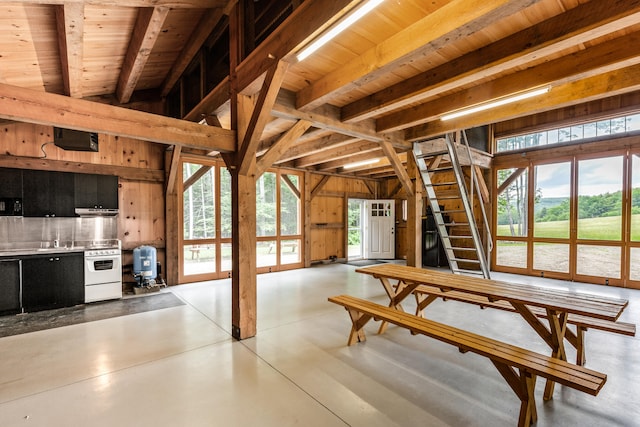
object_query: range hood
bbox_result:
[75,208,119,216]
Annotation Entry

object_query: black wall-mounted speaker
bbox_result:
[53,127,99,152]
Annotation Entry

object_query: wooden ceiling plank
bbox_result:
[255,119,312,176]
[406,62,640,141]
[296,0,537,111]
[237,60,289,175]
[117,7,169,104]
[161,1,238,97]
[379,139,413,197]
[0,82,235,152]
[55,2,84,98]
[378,25,640,132]
[344,0,640,123]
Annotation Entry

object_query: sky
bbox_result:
[535,156,626,198]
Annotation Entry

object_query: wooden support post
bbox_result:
[304,171,312,268]
[231,169,257,339]
[406,154,423,267]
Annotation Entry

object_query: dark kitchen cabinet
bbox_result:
[23,170,75,217]
[74,174,118,209]
[22,253,84,312]
[0,258,21,316]
[0,168,23,198]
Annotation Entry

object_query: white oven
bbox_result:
[84,248,122,303]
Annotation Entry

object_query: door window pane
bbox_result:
[183,244,216,276]
[534,162,570,238]
[496,168,528,237]
[281,239,301,265]
[220,168,232,239]
[631,155,640,242]
[495,240,527,268]
[630,247,640,281]
[576,245,620,278]
[221,243,232,272]
[256,173,277,237]
[577,156,622,240]
[258,240,277,267]
[280,174,301,236]
[183,163,215,239]
[533,243,569,273]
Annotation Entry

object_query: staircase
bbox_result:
[413,131,491,278]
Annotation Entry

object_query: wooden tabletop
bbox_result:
[355,264,628,322]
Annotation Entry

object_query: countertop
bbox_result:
[0,240,120,257]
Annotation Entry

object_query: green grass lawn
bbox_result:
[498,215,640,240]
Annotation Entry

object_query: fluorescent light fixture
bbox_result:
[344,158,380,169]
[441,86,551,121]
[296,0,384,62]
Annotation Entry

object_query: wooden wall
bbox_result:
[307,173,378,263]
[0,121,167,285]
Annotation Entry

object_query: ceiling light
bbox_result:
[441,86,551,121]
[296,0,384,62]
[344,158,380,169]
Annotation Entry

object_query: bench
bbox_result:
[329,294,607,427]
[412,284,636,366]
[268,241,298,254]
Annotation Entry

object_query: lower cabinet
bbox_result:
[0,259,21,316]
[22,253,84,312]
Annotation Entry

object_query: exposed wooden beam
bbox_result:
[0,83,235,152]
[379,139,413,197]
[318,149,386,173]
[277,133,360,164]
[256,119,312,176]
[0,155,164,182]
[344,0,640,123]
[310,175,331,200]
[281,174,301,199]
[273,91,410,150]
[18,0,230,8]
[406,62,640,141]
[184,77,231,122]
[296,141,380,169]
[55,2,84,98]
[161,2,237,97]
[117,7,169,104]
[183,164,212,192]
[497,168,527,195]
[234,0,358,94]
[296,0,537,111]
[237,60,289,175]
[165,145,182,196]
[378,30,640,132]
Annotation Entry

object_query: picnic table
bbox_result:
[355,263,630,400]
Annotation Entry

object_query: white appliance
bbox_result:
[84,248,122,303]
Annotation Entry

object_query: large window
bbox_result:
[496,113,640,153]
[493,150,635,286]
[180,161,303,282]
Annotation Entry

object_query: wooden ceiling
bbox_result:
[1,0,640,179]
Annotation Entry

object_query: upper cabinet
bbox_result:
[23,170,75,217]
[74,174,118,209]
[0,168,23,198]
[0,168,119,217]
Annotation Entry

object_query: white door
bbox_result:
[366,200,395,259]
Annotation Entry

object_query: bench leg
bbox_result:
[576,326,586,366]
[543,309,569,400]
[492,362,537,426]
[345,308,372,346]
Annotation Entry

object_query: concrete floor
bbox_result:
[0,263,638,426]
